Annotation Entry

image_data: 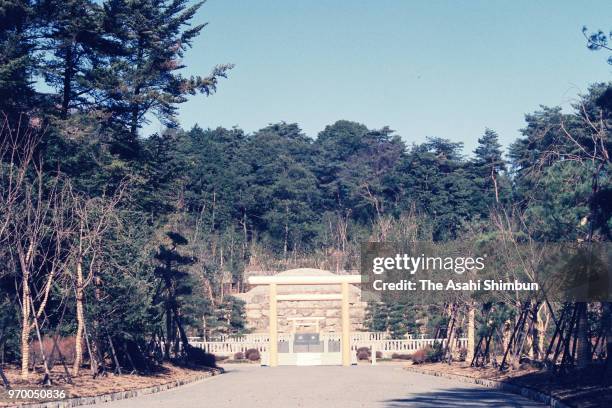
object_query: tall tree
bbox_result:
[101,0,232,151]
[314,121,405,223]
[38,0,120,117]
[395,137,475,241]
[183,125,247,232]
[241,123,320,254]
[154,231,196,358]
[470,128,507,211]
[0,0,36,116]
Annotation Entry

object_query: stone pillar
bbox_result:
[269,283,278,367]
[341,282,350,366]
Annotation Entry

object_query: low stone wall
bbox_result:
[14,368,223,408]
[403,366,571,408]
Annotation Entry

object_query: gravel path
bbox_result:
[96,364,546,407]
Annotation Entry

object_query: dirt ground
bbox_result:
[408,362,612,408]
[0,363,216,406]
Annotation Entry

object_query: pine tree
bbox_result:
[470,128,507,212]
[154,231,196,358]
[38,0,121,117]
[0,0,36,116]
[396,137,476,240]
[314,121,405,223]
[365,301,390,332]
[183,125,247,231]
[100,0,232,145]
[241,123,321,254]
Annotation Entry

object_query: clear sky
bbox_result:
[152,0,612,153]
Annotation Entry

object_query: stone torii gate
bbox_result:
[248,274,362,366]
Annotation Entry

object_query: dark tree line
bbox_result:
[0,0,237,380]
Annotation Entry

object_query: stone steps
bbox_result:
[278,352,343,366]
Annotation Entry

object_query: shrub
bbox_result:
[234,351,245,360]
[355,346,371,358]
[458,347,467,362]
[245,348,260,361]
[412,347,433,364]
[426,342,444,363]
[215,355,228,362]
[30,336,76,366]
[119,339,154,372]
[391,353,411,360]
[356,349,370,361]
[185,345,217,367]
[375,351,382,359]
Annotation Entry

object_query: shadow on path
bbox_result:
[385,387,537,408]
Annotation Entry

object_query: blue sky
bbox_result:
[152,0,612,153]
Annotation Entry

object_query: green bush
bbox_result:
[426,342,444,362]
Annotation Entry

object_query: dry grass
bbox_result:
[0,363,216,406]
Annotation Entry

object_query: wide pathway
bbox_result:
[97,364,546,407]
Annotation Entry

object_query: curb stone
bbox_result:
[10,368,224,408]
[403,366,572,408]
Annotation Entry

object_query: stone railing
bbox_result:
[351,338,468,354]
[190,333,468,357]
[190,333,291,343]
[190,331,392,344]
[190,341,269,355]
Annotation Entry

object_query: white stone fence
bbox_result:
[187,331,429,344]
[189,341,269,356]
[358,338,468,355]
[189,333,468,358]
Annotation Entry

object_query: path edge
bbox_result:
[403,366,572,408]
[12,367,224,408]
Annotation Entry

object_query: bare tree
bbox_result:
[66,182,126,376]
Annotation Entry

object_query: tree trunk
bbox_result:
[210,189,216,232]
[491,166,500,204]
[242,209,248,260]
[165,304,172,359]
[283,202,289,259]
[61,41,74,117]
[502,319,512,354]
[18,242,34,379]
[73,260,85,375]
[576,302,590,368]
[20,273,30,379]
[30,296,51,385]
[536,303,548,361]
[129,103,139,138]
[467,302,476,362]
[604,302,612,375]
